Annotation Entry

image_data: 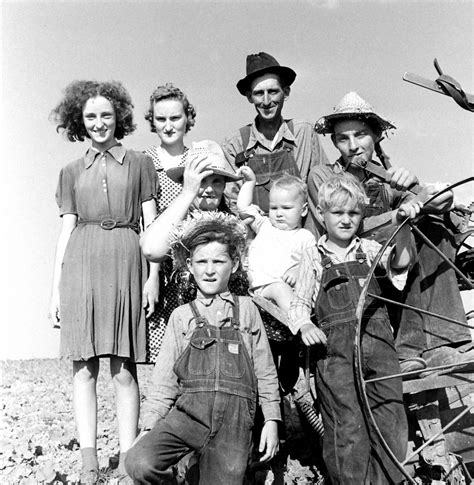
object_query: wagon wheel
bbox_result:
[353,177,474,484]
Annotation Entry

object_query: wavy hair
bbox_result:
[51,80,136,142]
[145,83,196,133]
[318,174,369,213]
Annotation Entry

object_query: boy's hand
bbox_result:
[259,420,279,462]
[300,323,327,347]
[282,266,299,287]
[237,166,256,182]
[181,153,213,197]
[396,200,423,222]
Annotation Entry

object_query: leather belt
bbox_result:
[77,219,139,233]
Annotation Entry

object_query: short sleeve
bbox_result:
[55,165,77,216]
[140,154,159,203]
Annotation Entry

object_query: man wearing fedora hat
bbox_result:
[306,91,473,375]
[222,52,328,214]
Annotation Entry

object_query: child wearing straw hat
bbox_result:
[126,211,280,484]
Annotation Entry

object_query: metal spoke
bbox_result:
[368,292,473,329]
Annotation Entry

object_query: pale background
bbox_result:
[1,0,473,360]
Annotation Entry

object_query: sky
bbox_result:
[1,0,473,360]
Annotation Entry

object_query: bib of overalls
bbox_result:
[173,295,257,401]
[363,179,392,218]
[235,124,301,213]
[314,249,389,330]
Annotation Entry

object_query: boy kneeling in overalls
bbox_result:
[288,175,422,484]
[126,212,280,484]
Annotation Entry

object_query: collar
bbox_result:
[84,143,126,169]
[317,234,361,256]
[195,290,234,307]
[246,117,296,150]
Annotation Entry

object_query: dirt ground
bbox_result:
[0,358,325,484]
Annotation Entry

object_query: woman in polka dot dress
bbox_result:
[143,84,197,362]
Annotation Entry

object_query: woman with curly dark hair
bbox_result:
[143,83,197,362]
[49,80,159,483]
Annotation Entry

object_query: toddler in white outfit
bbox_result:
[237,168,315,314]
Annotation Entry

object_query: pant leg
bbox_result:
[316,321,371,484]
[396,217,470,356]
[364,317,408,484]
[199,394,253,485]
[125,407,209,484]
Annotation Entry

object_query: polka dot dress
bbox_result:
[144,145,188,363]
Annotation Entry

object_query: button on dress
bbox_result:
[55,145,158,362]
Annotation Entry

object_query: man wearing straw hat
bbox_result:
[306,91,473,375]
[222,52,328,214]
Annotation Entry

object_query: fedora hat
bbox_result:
[236,52,297,96]
[166,140,242,184]
[315,92,396,135]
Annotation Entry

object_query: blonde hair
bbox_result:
[318,175,368,212]
[271,174,308,202]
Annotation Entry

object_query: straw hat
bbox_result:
[314,92,396,135]
[236,52,297,96]
[169,211,248,271]
[166,140,242,184]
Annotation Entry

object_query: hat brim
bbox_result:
[166,166,242,184]
[314,112,396,135]
[237,66,297,96]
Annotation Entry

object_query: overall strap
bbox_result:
[189,300,200,318]
[318,246,333,270]
[231,294,240,323]
[239,124,252,151]
[355,249,367,264]
[287,119,294,134]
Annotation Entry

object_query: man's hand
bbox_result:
[396,200,423,222]
[300,323,327,347]
[282,266,299,287]
[422,183,453,213]
[386,167,419,191]
[259,420,279,462]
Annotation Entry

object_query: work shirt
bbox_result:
[222,117,329,208]
[287,235,408,335]
[142,291,281,430]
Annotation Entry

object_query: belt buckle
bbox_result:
[100,219,117,230]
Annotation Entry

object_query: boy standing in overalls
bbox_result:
[126,212,280,484]
[288,175,422,484]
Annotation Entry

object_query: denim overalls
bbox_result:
[314,249,408,484]
[127,295,258,485]
[235,122,300,214]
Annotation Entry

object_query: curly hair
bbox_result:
[145,83,196,134]
[51,80,136,142]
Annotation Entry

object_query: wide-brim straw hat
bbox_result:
[314,92,396,135]
[169,211,248,271]
[166,140,242,184]
[236,52,297,96]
